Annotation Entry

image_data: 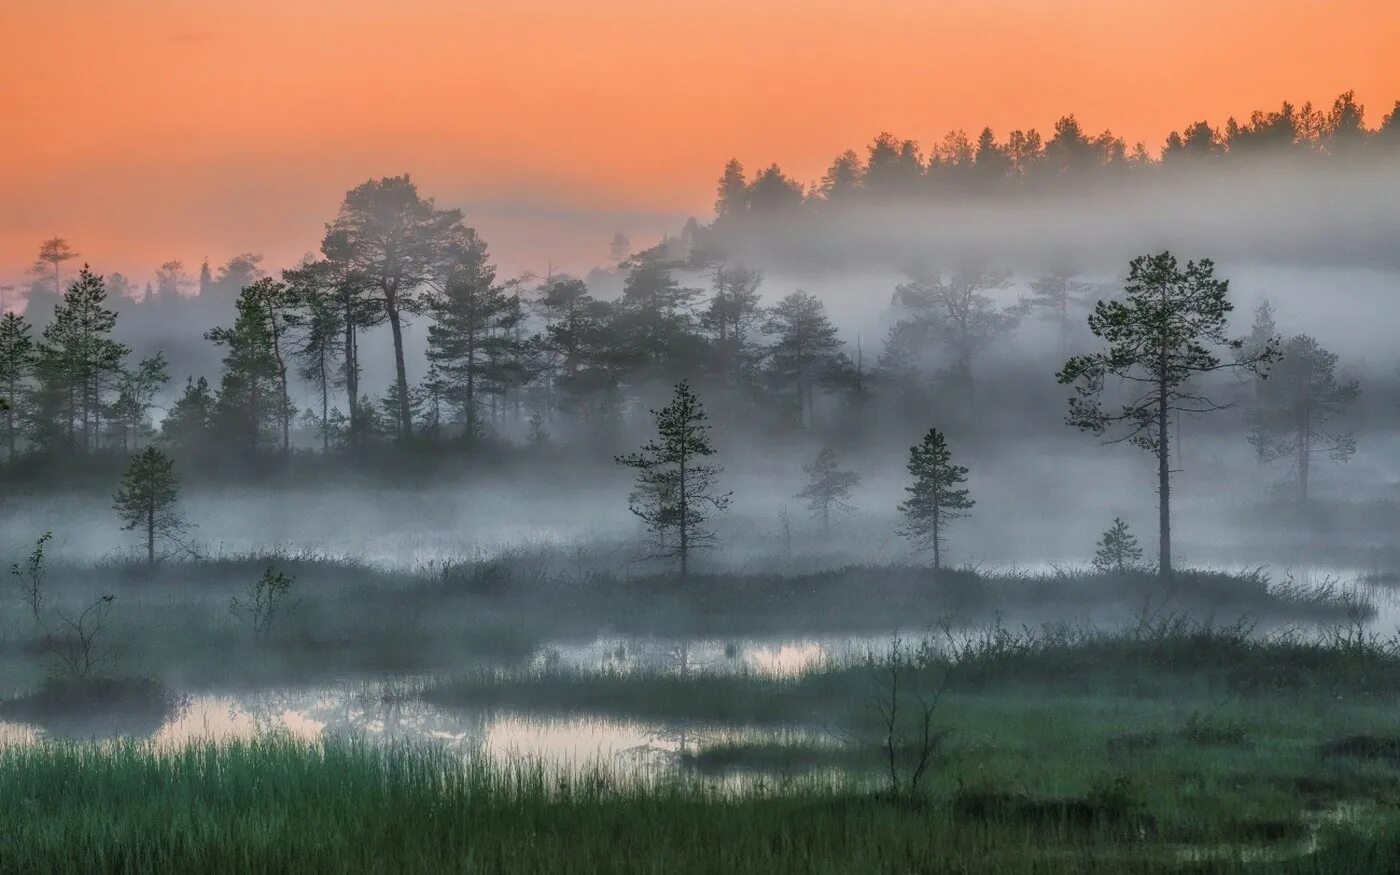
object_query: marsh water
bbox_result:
[4,563,1398,774]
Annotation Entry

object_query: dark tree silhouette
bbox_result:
[897,428,973,570]
[113,446,183,565]
[161,377,214,457]
[28,238,79,303]
[33,266,129,453]
[1058,252,1276,577]
[762,290,846,428]
[426,231,521,437]
[1247,334,1359,507]
[206,284,287,454]
[0,312,35,461]
[325,175,465,440]
[615,381,731,577]
[1093,518,1143,573]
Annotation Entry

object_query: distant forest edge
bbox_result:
[0,90,1395,478]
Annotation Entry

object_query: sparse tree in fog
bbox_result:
[0,312,35,461]
[325,175,465,440]
[197,259,213,297]
[897,428,973,570]
[796,448,861,531]
[27,238,78,302]
[891,269,1019,394]
[1023,272,1094,356]
[615,380,731,577]
[1058,252,1277,577]
[211,253,265,297]
[1093,518,1143,573]
[1247,334,1359,507]
[113,446,183,565]
[154,260,193,300]
[287,282,344,451]
[702,263,764,387]
[762,290,846,428]
[108,352,169,452]
[1240,300,1277,362]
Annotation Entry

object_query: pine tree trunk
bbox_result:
[344,310,359,443]
[147,506,155,566]
[386,296,413,441]
[1157,386,1172,578]
[320,346,330,451]
[932,495,941,571]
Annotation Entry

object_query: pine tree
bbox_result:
[284,250,379,445]
[702,264,764,387]
[1058,252,1276,577]
[379,380,424,435]
[162,377,215,457]
[1093,518,1143,573]
[761,290,846,428]
[206,285,287,454]
[614,249,702,379]
[615,381,731,577]
[287,282,343,451]
[247,278,297,454]
[33,266,130,453]
[1247,334,1359,506]
[795,448,861,531]
[1023,272,1094,357]
[897,428,973,570]
[113,446,183,565]
[426,232,519,437]
[0,312,35,461]
[325,175,465,440]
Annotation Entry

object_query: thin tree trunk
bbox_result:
[385,294,413,440]
[1158,385,1172,578]
[679,446,689,579]
[343,305,359,443]
[267,303,290,456]
[147,506,155,566]
[320,346,330,452]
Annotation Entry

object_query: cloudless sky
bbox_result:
[1,0,1396,284]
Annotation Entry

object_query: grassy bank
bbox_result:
[2,734,1399,873]
[422,619,1400,726]
[0,552,1368,694]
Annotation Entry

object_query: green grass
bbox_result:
[2,733,1399,873]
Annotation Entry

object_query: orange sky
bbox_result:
[1,0,1397,287]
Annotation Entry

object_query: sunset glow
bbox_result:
[2,0,1397,278]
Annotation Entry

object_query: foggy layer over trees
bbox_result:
[0,91,1397,574]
